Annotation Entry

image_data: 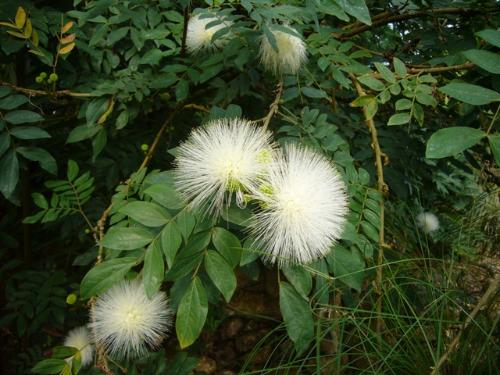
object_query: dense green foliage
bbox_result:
[0,0,499,374]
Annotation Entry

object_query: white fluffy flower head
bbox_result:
[249,145,348,266]
[416,212,439,233]
[260,24,307,74]
[186,13,232,53]
[63,326,94,367]
[174,118,275,215]
[90,280,171,359]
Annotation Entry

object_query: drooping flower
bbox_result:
[249,145,348,266]
[259,24,307,74]
[186,12,232,53]
[416,212,440,233]
[90,280,171,359]
[174,118,275,216]
[63,326,94,367]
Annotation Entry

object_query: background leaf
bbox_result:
[426,127,486,159]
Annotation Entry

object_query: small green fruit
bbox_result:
[35,76,43,84]
[140,144,149,151]
[66,293,77,305]
[84,228,90,234]
[39,72,47,79]
[49,73,58,82]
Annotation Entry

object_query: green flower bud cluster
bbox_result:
[35,72,58,84]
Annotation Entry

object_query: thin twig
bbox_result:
[407,63,474,74]
[350,74,387,345]
[138,105,182,170]
[430,273,500,375]
[183,103,210,112]
[89,106,181,374]
[0,80,92,97]
[485,103,500,136]
[262,81,283,130]
[337,8,499,39]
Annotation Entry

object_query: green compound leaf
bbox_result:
[488,134,500,166]
[119,201,171,227]
[144,183,184,210]
[0,149,19,198]
[426,127,486,159]
[80,257,137,299]
[4,109,43,124]
[31,359,67,374]
[205,250,236,302]
[439,82,500,105]
[326,245,365,291]
[279,281,314,354]
[161,221,183,268]
[176,276,208,349]
[101,227,155,250]
[143,240,165,298]
[463,49,500,74]
[212,227,241,267]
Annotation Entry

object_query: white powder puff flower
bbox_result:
[416,212,439,233]
[174,118,275,216]
[90,280,171,359]
[63,326,94,367]
[249,145,348,266]
[260,24,307,74]
[186,13,232,53]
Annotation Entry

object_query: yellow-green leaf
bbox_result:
[31,29,39,46]
[61,21,73,33]
[61,33,76,44]
[15,7,26,29]
[0,21,17,29]
[59,42,75,55]
[97,98,114,124]
[7,30,27,39]
[23,19,32,38]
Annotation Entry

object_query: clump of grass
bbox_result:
[241,192,499,374]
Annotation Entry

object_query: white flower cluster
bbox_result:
[416,212,440,233]
[174,117,348,266]
[259,25,307,74]
[186,11,307,74]
[63,326,94,367]
[186,13,233,53]
[62,280,171,365]
[91,280,171,359]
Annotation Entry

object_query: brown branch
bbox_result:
[430,273,500,375]
[407,63,475,74]
[0,80,92,97]
[89,106,182,374]
[368,62,475,80]
[180,5,190,56]
[183,103,210,112]
[138,105,182,170]
[350,74,387,345]
[337,8,499,39]
[261,81,283,130]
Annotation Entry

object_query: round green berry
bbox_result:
[66,293,77,305]
[49,73,58,82]
[35,76,43,84]
[141,144,149,151]
[40,72,47,79]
